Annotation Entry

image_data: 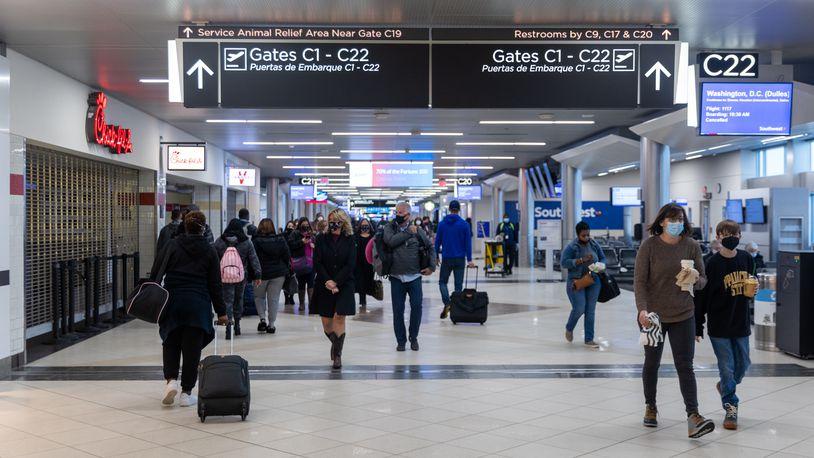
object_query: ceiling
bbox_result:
[3,0,814,188]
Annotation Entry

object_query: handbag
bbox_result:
[597,272,620,303]
[126,248,170,323]
[291,242,314,275]
[369,276,384,301]
[283,270,298,296]
[416,232,432,271]
[572,272,595,291]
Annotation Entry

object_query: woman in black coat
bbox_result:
[287,217,316,312]
[150,210,227,408]
[252,218,291,334]
[313,209,356,369]
[354,218,375,308]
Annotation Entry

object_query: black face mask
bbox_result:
[329,221,341,232]
[394,214,406,224]
[721,236,740,250]
[300,226,310,233]
[360,226,370,233]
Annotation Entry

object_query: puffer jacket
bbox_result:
[382,221,437,277]
[252,233,291,280]
[214,233,262,281]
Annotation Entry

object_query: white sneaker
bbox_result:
[162,380,179,406]
[179,392,197,407]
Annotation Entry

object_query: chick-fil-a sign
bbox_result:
[85,92,133,154]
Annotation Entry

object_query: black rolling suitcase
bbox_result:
[198,322,250,422]
[450,266,489,325]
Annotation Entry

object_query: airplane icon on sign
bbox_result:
[612,49,636,72]
[223,48,247,71]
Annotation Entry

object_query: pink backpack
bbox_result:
[220,246,245,284]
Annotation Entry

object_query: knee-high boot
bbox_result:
[332,333,346,370]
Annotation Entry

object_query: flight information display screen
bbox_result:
[290,185,314,200]
[700,82,793,136]
[455,185,482,200]
[725,199,744,223]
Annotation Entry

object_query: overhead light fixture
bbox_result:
[684,148,707,155]
[707,143,732,151]
[479,120,594,125]
[139,78,169,83]
[685,154,703,160]
[331,132,411,136]
[339,149,446,154]
[293,172,349,176]
[608,164,637,173]
[266,155,341,159]
[456,142,546,146]
[419,132,464,136]
[282,166,346,169]
[208,119,322,124]
[761,134,805,144]
[441,156,515,160]
[438,173,478,177]
[433,166,494,170]
[597,172,609,177]
[244,141,333,146]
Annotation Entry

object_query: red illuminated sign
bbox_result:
[86,92,133,154]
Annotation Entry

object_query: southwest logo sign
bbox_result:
[85,92,133,154]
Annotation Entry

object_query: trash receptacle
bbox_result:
[755,272,778,352]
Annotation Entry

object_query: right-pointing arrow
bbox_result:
[186,59,214,90]
[645,61,672,91]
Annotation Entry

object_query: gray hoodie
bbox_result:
[214,234,262,281]
[382,221,436,278]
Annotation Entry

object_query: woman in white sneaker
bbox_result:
[151,211,228,407]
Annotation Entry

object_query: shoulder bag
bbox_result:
[126,248,170,323]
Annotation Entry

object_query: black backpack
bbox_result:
[373,226,393,277]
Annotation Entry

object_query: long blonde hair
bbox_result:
[326,208,354,237]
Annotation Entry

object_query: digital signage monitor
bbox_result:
[745,197,766,224]
[610,187,641,206]
[699,82,793,136]
[290,185,314,200]
[725,199,744,223]
[455,185,482,200]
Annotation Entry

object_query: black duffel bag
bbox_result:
[126,248,170,323]
[597,271,621,303]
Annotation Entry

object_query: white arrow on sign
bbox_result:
[662,29,672,40]
[644,61,671,91]
[183,27,193,38]
[186,59,214,90]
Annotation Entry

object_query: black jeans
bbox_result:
[504,243,517,271]
[642,316,699,414]
[163,326,206,393]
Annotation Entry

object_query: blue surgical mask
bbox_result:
[503,218,509,223]
[666,221,684,237]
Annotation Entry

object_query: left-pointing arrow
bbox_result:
[186,59,214,90]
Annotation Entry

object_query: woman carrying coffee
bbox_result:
[634,203,714,438]
[560,221,606,348]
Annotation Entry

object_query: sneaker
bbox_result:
[257,320,267,332]
[396,343,406,352]
[179,392,197,407]
[267,326,276,334]
[565,330,573,343]
[440,305,450,319]
[723,403,738,430]
[643,404,658,427]
[162,380,179,406]
[584,341,600,349]
[687,413,715,438]
[410,338,419,351]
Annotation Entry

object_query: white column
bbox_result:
[518,169,533,267]
[561,164,582,246]
[640,137,670,226]
[0,53,11,375]
[266,177,279,228]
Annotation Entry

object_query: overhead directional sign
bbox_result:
[179,25,428,41]
[432,27,679,42]
[698,52,759,79]
[639,44,676,108]
[182,42,218,108]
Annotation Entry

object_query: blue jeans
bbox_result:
[710,336,751,407]
[390,277,423,344]
[439,258,466,306]
[565,275,601,342]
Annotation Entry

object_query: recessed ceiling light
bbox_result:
[433,166,494,170]
[478,120,594,125]
[707,143,732,151]
[685,154,703,160]
[597,172,609,177]
[340,149,446,154]
[684,149,707,155]
[244,141,333,146]
[438,173,478,177]
[441,156,515,160]
[266,155,342,159]
[419,132,464,136]
[456,142,546,146]
[608,164,637,173]
[331,132,411,136]
[208,119,322,124]
[139,78,169,83]
[761,134,805,144]
[293,172,349,176]
[282,166,346,169]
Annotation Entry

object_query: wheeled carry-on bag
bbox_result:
[450,266,489,325]
[198,322,250,422]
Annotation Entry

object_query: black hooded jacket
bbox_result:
[253,233,291,279]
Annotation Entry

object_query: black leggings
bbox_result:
[642,316,698,414]
[163,326,206,393]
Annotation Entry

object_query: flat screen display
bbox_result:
[290,185,314,200]
[725,199,744,223]
[455,185,482,200]
[228,168,256,187]
[167,145,206,171]
[699,82,793,136]
[349,162,433,187]
[745,197,766,224]
[610,186,641,206]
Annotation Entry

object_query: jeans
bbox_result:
[565,276,601,342]
[223,281,246,321]
[439,257,466,306]
[642,316,699,414]
[710,336,751,407]
[504,243,517,271]
[162,326,205,392]
[390,277,423,344]
[255,276,286,327]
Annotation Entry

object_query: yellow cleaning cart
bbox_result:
[484,241,506,277]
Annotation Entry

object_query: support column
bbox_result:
[266,177,279,229]
[640,137,671,227]
[561,165,582,247]
[489,185,499,237]
[518,169,533,268]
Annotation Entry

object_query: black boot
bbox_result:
[257,320,267,332]
[225,321,232,340]
[332,333,345,370]
[234,319,241,336]
[326,332,337,362]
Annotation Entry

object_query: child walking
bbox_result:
[695,219,756,430]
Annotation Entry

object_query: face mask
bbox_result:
[317,216,324,222]
[750,251,757,257]
[329,222,341,232]
[721,236,740,250]
[394,214,406,224]
[665,221,684,237]
[360,225,370,233]
[503,218,509,223]
[301,226,310,233]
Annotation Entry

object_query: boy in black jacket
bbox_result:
[695,220,755,431]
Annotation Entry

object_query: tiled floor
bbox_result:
[3,268,814,457]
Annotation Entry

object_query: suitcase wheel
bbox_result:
[241,403,249,421]
[198,405,206,423]
[480,321,485,325]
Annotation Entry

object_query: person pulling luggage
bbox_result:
[435,200,475,319]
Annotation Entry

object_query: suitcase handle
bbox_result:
[213,320,234,356]
[464,265,479,290]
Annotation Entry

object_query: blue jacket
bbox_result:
[560,238,606,281]
[434,214,472,261]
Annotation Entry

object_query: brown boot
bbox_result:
[643,404,658,427]
[332,333,345,370]
[326,332,337,362]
